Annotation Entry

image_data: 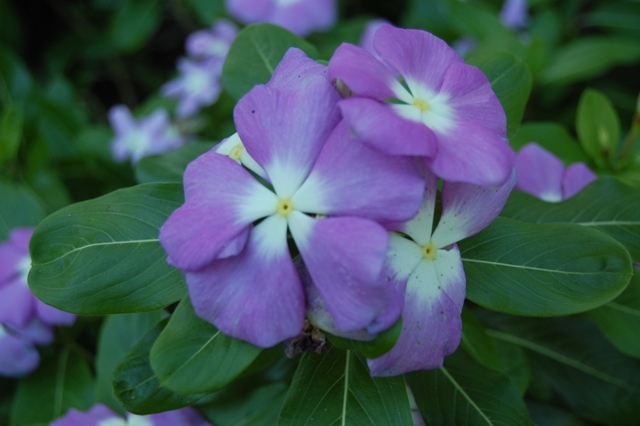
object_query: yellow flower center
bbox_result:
[277,198,294,217]
[422,242,437,260]
[413,98,430,112]
[229,143,244,162]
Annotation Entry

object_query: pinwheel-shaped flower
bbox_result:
[515,143,597,202]
[51,404,210,426]
[186,19,238,61]
[368,168,516,376]
[328,24,514,186]
[160,53,424,347]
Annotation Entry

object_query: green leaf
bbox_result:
[510,122,589,165]
[108,0,161,53]
[469,52,532,139]
[460,217,632,316]
[278,347,412,425]
[187,0,224,26]
[135,141,215,184]
[0,179,46,240]
[526,400,589,426]
[0,46,33,102]
[501,177,640,261]
[326,316,402,359]
[96,311,164,413]
[481,313,640,425]
[460,308,500,371]
[29,183,186,314]
[493,338,531,396]
[584,3,640,34]
[222,23,319,100]
[0,106,23,165]
[9,351,95,425]
[576,89,621,168]
[150,296,263,394]
[406,348,534,426]
[112,318,208,414]
[589,272,640,358]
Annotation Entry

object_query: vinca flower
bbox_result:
[160,52,425,347]
[328,24,514,186]
[0,323,40,377]
[186,19,238,61]
[500,0,529,30]
[225,0,337,37]
[367,167,516,376]
[51,404,210,426]
[109,106,185,164]
[514,143,597,202]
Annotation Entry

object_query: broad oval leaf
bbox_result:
[460,217,632,316]
[150,296,263,394]
[406,348,534,426]
[222,23,319,100]
[278,347,413,425]
[29,183,186,314]
[576,89,620,169]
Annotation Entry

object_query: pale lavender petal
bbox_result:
[373,24,463,92]
[359,19,391,56]
[186,19,237,60]
[328,43,399,100]
[160,152,277,271]
[338,97,438,157]
[13,318,54,345]
[0,324,39,377]
[108,105,135,135]
[268,48,328,89]
[293,121,424,222]
[51,404,120,426]
[0,245,25,286]
[234,78,341,197]
[289,212,391,332]
[186,215,305,347]
[514,143,564,202]
[141,407,210,426]
[500,0,529,30]
[398,167,438,246]
[426,121,515,185]
[0,279,35,328]
[225,0,272,24]
[10,228,33,251]
[562,162,597,199]
[35,299,76,327]
[269,0,337,36]
[431,169,516,248]
[368,247,465,376]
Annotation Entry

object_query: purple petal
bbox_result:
[500,0,529,30]
[562,162,597,199]
[426,120,515,185]
[514,143,565,202]
[13,318,54,345]
[0,325,40,377]
[432,168,516,248]
[373,24,463,93]
[225,0,272,24]
[293,121,424,222]
[0,246,26,286]
[51,404,120,426]
[186,215,305,347]
[289,212,391,332]
[328,43,399,100]
[35,299,76,327]
[368,246,465,376]
[160,152,277,271]
[234,78,341,197]
[141,407,210,426]
[108,105,135,135]
[268,48,328,89]
[359,19,391,56]
[9,228,33,251]
[0,279,35,328]
[338,97,438,157]
[269,0,337,36]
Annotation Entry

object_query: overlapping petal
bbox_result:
[563,162,597,199]
[514,143,565,202]
[215,132,267,179]
[185,215,305,347]
[0,279,33,328]
[395,168,438,246]
[268,48,328,89]
[0,325,40,377]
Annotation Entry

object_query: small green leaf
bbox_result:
[325,316,402,359]
[135,141,215,184]
[278,347,412,425]
[150,296,263,394]
[576,89,621,168]
[29,183,186,314]
[108,0,161,53]
[0,106,23,165]
[187,0,224,26]
[222,23,319,100]
[460,217,632,316]
[460,308,500,371]
[0,179,46,240]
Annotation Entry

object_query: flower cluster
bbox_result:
[0,228,76,377]
[161,24,516,375]
[51,404,210,426]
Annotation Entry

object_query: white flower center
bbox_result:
[276,198,294,217]
[186,69,211,93]
[391,79,456,134]
[422,241,438,260]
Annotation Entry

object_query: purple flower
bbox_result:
[0,323,40,377]
[186,19,238,61]
[109,106,185,164]
[500,0,528,30]
[514,143,597,202]
[328,24,515,186]
[225,0,337,37]
[50,404,211,426]
[160,50,425,347]
[359,19,391,57]
[0,228,76,329]
[161,58,224,118]
[367,167,516,376]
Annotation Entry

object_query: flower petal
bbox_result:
[338,97,438,157]
[35,299,76,327]
[563,162,597,199]
[289,212,391,332]
[292,121,424,222]
[225,0,272,24]
[368,247,465,376]
[234,78,341,197]
[0,279,34,328]
[143,407,210,426]
[0,325,40,377]
[185,215,305,347]
[216,132,267,180]
[514,143,565,202]
[160,152,277,271]
[268,48,328,89]
[268,0,337,36]
[431,168,516,248]
[398,167,438,246]
[50,405,121,426]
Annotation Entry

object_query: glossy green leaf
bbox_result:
[150,296,263,394]
[585,3,640,33]
[326,316,402,359]
[482,314,640,425]
[406,348,533,426]
[576,89,620,168]
[9,351,95,426]
[187,0,224,25]
[135,141,215,184]
[510,122,589,165]
[0,179,46,241]
[460,308,500,371]
[278,347,412,425]
[526,400,588,426]
[501,177,640,261]
[0,106,23,165]
[112,318,208,414]
[96,311,164,413]
[108,0,161,53]
[222,23,319,100]
[460,217,632,316]
[493,338,531,396]
[29,183,186,314]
